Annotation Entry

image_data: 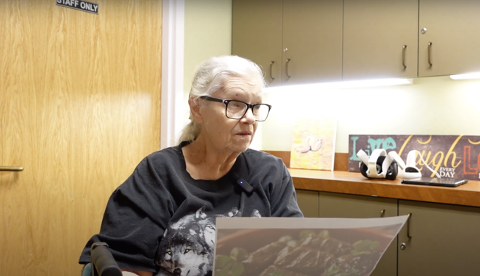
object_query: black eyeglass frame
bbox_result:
[200,96,272,122]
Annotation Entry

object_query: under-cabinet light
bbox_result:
[264,78,413,93]
[450,72,480,80]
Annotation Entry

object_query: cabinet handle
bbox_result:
[406,213,412,239]
[285,58,291,80]
[269,61,275,81]
[428,42,433,66]
[400,213,413,250]
[380,209,385,217]
[0,166,24,171]
[402,45,407,69]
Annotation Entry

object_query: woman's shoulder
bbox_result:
[140,145,184,168]
[243,148,279,158]
[147,145,181,158]
[242,148,284,167]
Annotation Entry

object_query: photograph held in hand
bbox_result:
[214,216,409,276]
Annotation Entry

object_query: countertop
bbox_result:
[289,169,480,208]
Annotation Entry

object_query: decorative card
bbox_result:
[290,117,337,170]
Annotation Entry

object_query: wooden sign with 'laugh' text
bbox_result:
[348,135,480,180]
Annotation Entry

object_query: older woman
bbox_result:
[79,55,303,276]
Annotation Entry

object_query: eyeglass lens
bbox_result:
[226,100,270,121]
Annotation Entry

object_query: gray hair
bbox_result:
[178,55,266,144]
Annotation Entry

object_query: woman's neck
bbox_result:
[182,136,240,180]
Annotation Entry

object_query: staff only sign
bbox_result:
[56,0,99,15]
[348,134,480,180]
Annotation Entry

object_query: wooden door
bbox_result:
[282,0,343,85]
[419,0,480,76]
[232,0,283,86]
[0,0,162,275]
[343,0,418,80]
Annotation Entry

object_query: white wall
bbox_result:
[182,1,480,153]
[183,0,266,149]
[180,0,232,138]
[184,0,232,92]
[262,76,480,153]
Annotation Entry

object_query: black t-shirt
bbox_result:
[79,143,303,274]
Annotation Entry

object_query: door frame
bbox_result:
[161,0,185,149]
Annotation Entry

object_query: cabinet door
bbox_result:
[282,0,343,85]
[419,0,480,76]
[232,0,283,86]
[319,192,398,276]
[398,200,480,276]
[343,0,418,80]
[295,189,319,217]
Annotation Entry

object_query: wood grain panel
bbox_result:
[0,0,162,275]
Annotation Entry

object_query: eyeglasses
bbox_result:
[200,96,272,122]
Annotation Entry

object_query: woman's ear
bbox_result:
[188,96,203,123]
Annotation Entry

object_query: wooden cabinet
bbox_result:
[318,192,398,218]
[232,0,282,86]
[398,200,480,276]
[418,0,480,77]
[295,189,319,217]
[343,0,418,80]
[232,0,342,86]
[295,188,480,276]
[233,0,480,82]
[318,192,398,276]
[281,0,343,85]
[343,0,480,79]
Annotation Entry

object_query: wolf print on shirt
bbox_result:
[155,207,260,276]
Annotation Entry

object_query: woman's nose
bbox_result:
[241,107,256,123]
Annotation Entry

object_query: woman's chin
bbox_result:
[229,141,251,153]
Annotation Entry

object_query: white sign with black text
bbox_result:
[56,0,98,15]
